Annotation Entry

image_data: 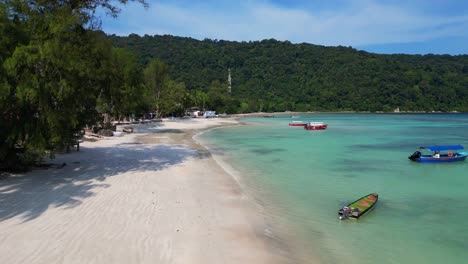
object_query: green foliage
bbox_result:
[188,89,209,110]
[98,47,149,121]
[0,0,147,170]
[142,58,190,117]
[159,80,187,116]
[109,35,468,113]
[143,59,169,116]
[206,80,229,113]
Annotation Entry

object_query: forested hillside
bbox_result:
[109,34,468,112]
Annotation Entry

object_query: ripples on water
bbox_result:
[201,114,468,264]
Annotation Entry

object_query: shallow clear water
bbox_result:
[200,114,468,264]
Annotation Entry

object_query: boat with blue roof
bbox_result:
[408,145,467,163]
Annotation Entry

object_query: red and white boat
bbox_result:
[289,121,307,127]
[304,122,328,130]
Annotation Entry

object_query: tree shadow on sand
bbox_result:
[0,144,198,222]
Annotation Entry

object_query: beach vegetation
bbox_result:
[97,47,148,123]
[0,0,147,171]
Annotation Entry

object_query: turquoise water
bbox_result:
[200,114,468,264]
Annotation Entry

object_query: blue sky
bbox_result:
[99,0,468,55]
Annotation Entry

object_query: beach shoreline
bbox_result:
[0,118,292,264]
[193,122,322,264]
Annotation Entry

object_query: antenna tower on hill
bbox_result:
[227,68,232,95]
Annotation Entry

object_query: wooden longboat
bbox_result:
[338,193,378,220]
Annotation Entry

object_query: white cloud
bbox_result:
[101,0,468,47]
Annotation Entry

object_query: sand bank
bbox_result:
[0,118,288,264]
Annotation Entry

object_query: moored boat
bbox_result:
[289,121,307,127]
[338,193,379,220]
[304,122,327,130]
[408,145,467,163]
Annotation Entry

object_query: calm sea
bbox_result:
[199,114,468,264]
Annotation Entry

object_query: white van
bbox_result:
[203,111,216,118]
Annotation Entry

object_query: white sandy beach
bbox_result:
[0,118,288,264]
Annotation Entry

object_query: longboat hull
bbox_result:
[338,193,379,220]
[304,124,328,130]
[409,154,467,163]
[289,122,307,127]
[408,146,467,163]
